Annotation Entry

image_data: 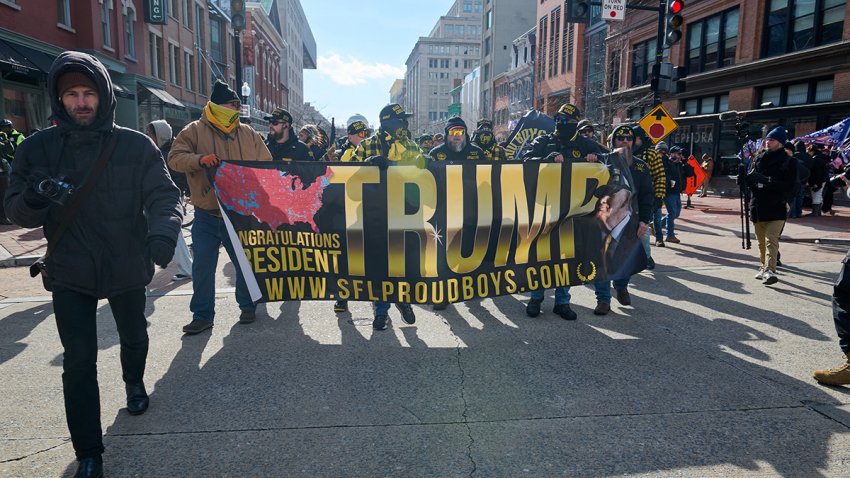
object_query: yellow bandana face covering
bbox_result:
[204,102,239,134]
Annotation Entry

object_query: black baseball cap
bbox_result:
[264,108,293,124]
[347,120,368,135]
[379,103,412,121]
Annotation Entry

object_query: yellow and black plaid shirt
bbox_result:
[483,143,508,161]
[351,129,425,165]
[641,148,667,199]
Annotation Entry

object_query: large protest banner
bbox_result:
[214,160,613,304]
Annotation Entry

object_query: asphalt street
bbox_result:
[2,195,850,477]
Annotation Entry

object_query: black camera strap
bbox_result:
[43,132,119,259]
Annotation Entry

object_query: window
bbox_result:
[538,15,547,80]
[181,0,191,28]
[630,39,655,86]
[609,51,621,93]
[562,6,573,75]
[681,94,728,115]
[124,9,136,58]
[149,33,164,79]
[170,0,178,19]
[184,51,194,90]
[57,0,71,26]
[687,8,738,74]
[101,0,112,48]
[486,10,492,29]
[549,7,560,78]
[168,43,180,85]
[764,0,844,57]
[759,77,834,107]
[210,20,222,62]
[195,3,205,94]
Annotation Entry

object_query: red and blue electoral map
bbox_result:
[215,163,333,232]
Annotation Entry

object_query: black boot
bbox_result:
[126,382,149,415]
[74,457,104,478]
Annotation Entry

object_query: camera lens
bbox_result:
[36,179,57,197]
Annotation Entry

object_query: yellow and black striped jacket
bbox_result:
[350,129,425,165]
[641,148,667,199]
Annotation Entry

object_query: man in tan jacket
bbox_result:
[168,80,272,334]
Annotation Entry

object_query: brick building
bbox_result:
[534,0,584,117]
[0,0,238,133]
[243,2,285,127]
[603,0,849,169]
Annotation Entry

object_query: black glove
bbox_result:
[368,155,389,170]
[22,186,51,209]
[811,183,822,192]
[147,236,176,268]
[747,171,770,187]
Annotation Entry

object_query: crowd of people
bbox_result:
[2,51,850,478]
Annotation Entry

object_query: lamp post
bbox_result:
[240,82,251,122]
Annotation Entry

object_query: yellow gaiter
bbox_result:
[204,102,239,134]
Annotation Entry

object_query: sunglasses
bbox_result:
[615,135,634,141]
[355,130,369,138]
[556,116,573,125]
[447,127,466,137]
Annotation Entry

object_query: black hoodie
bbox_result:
[4,51,182,298]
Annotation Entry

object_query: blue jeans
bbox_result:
[374,302,391,316]
[530,286,572,305]
[663,194,682,238]
[652,205,664,242]
[190,210,254,322]
[790,187,805,218]
[594,279,630,304]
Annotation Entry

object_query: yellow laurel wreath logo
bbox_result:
[572,150,581,158]
[576,261,597,282]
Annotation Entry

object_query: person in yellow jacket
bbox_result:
[168,80,272,335]
[337,119,371,162]
[338,103,424,329]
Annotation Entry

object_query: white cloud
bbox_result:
[317,54,404,86]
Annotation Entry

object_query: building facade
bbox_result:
[389,78,404,106]
[244,2,286,126]
[506,27,535,132]
[534,0,586,118]
[460,66,481,129]
[479,0,535,120]
[272,0,315,124]
[403,0,483,135]
[0,0,241,133]
[603,0,849,170]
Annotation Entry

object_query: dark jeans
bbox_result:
[833,248,850,353]
[0,172,8,219]
[823,181,837,213]
[190,210,254,322]
[53,286,148,460]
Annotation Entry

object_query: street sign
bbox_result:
[143,0,167,25]
[639,104,679,144]
[602,0,626,21]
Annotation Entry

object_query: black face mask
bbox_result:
[556,123,577,141]
[382,118,409,140]
[477,132,494,147]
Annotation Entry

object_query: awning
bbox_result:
[140,85,185,108]
[0,39,54,78]
[112,84,134,99]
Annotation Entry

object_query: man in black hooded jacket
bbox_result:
[4,51,182,478]
[429,116,486,162]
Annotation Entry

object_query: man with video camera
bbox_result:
[4,51,182,478]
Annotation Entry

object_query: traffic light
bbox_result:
[566,0,590,24]
[665,0,684,45]
[231,0,246,31]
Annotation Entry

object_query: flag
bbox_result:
[798,117,850,147]
[684,155,707,196]
[503,110,554,160]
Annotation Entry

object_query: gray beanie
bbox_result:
[655,141,669,151]
[147,120,172,148]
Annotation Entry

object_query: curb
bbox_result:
[815,238,850,245]
[0,254,41,268]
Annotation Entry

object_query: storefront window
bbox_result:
[3,88,49,134]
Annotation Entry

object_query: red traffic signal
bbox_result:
[670,0,683,14]
[665,0,684,45]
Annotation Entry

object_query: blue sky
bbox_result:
[300,1,456,127]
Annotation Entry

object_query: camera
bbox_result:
[36,177,75,205]
[829,164,850,189]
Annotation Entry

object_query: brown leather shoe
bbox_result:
[666,235,681,244]
[593,302,610,315]
[615,288,631,306]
